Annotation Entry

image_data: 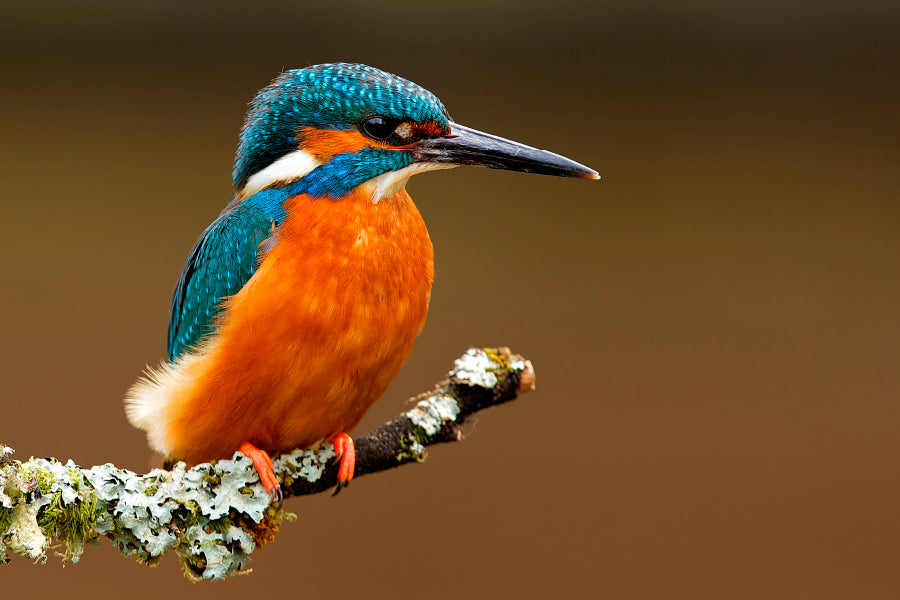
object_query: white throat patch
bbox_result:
[237,149,321,201]
[364,162,457,204]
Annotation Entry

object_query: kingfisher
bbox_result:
[125,63,597,500]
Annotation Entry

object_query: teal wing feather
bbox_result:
[167,198,279,362]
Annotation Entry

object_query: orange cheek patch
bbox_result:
[296,127,374,160]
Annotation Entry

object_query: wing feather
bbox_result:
[167,201,274,361]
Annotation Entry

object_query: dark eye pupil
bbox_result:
[362,116,397,140]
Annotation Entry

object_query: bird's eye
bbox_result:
[361,116,399,141]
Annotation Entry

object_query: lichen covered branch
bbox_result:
[0,347,534,580]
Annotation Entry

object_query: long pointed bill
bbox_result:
[412,122,599,179]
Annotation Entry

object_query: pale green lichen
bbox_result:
[452,348,501,388]
[185,524,255,580]
[83,455,271,575]
[0,445,337,579]
[5,504,47,560]
[273,445,334,484]
[406,394,461,435]
[0,446,47,563]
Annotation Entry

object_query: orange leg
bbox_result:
[239,441,282,504]
[329,432,356,496]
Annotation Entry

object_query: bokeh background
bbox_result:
[2,1,898,598]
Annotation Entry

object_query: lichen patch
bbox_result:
[406,395,461,435]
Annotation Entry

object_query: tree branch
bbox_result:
[0,347,534,580]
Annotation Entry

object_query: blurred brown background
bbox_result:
[1,1,898,598]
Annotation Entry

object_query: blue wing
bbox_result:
[167,192,287,362]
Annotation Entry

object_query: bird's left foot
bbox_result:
[329,432,355,496]
[239,441,283,505]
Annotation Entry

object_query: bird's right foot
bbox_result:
[239,441,283,504]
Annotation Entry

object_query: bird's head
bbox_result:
[233,63,597,203]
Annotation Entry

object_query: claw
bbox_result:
[239,441,282,506]
[328,432,355,496]
[271,484,284,505]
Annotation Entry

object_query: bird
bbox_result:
[125,63,598,501]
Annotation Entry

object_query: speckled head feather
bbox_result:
[233,63,450,189]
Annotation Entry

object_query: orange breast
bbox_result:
[162,187,434,464]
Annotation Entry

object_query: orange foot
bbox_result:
[329,432,355,496]
[239,441,282,504]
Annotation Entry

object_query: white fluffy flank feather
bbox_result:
[124,350,208,457]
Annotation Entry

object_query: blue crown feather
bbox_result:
[232,63,449,189]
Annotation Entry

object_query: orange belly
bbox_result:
[161,187,433,464]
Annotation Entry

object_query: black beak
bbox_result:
[412,122,599,179]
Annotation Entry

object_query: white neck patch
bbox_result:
[236,149,321,201]
[364,162,457,204]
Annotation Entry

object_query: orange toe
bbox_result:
[239,441,282,504]
[329,432,355,496]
